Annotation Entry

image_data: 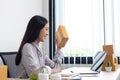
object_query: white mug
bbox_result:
[39,66,52,74]
[38,73,49,80]
[32,65,52,74]
[50,73,61,80]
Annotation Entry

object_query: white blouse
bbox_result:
[16,42,64,78]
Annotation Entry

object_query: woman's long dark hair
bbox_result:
[15,15,48,65]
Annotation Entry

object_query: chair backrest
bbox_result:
[0,56,4,65]
[0,52,18,78]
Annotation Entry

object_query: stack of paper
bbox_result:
[61,71,81,80]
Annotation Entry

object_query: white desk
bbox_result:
[8,67,120,80]
[8,78,28,80]
[61,67,120,80]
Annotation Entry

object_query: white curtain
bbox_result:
[55,0,120,69]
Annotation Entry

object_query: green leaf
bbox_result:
[49,74,51,79]
[106,61,111,67]
[29,73,38,80]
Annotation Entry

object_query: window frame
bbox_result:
[49,0,56,59]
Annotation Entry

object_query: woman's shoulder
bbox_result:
[22,43,36,54]
[23,43,32,47]
[23,43,34,49]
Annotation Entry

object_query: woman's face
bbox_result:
[38,23,49,42]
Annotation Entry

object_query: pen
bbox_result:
[70,70,74,73]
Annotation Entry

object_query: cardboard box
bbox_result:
[101,45,118,71]
[56,25,69,48]
[0,66,7,80]
[103,45,113,54]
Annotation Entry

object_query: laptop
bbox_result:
[76,51,107,76]
[91,51,107,73]
[61,51,107,77]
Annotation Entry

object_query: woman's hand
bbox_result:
[55,35,62,51]
[57,46,61,51]
[52,68,61,73]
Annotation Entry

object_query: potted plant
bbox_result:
[105,61,112,72]
[29,73,38,80]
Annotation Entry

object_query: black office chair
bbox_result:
[0,52,19,78]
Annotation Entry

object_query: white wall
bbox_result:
[41,0,49,55]
[0,0,49,52]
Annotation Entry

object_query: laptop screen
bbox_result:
[91,51,107,73]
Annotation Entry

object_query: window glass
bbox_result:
[55,0,104,57]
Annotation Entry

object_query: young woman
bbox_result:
[15,15,63,78]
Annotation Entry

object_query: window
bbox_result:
[54,0,120,67]
[112,0,120,56]
[55,0,120,56]
[55,0,104,57]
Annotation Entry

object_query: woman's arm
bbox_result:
[45,50,64,70]
[53,50,64,68]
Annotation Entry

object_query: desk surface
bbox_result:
[61,67,120,80]
[8,67,120,80]
[8,78,28,80]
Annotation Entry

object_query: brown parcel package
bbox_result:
[0,66,7,80]
[56,25,69,48]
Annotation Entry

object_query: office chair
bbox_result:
[0,52,18,78]
[0,56,4,65]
